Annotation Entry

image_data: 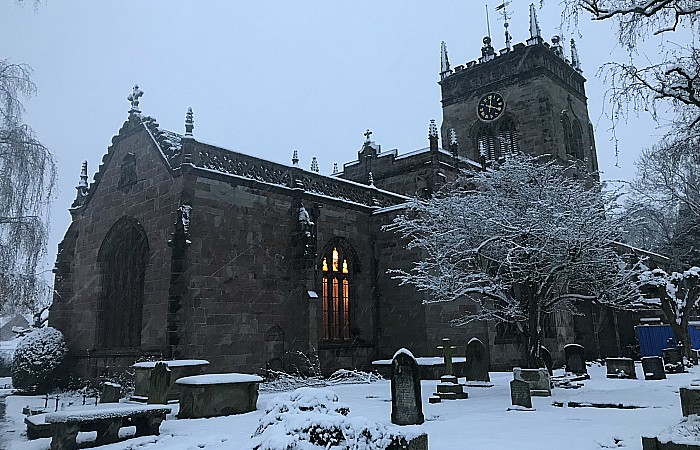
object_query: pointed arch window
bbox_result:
[561,114,573,158]
[571,119,584,160]
[321,244,353,341]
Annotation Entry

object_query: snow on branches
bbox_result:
[386,154,642,334]
[639,266,700,325]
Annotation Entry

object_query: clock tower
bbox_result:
[439,6,598,174]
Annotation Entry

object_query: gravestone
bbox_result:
[680,385,700,416]
[464,338,490,382]
[564,344,587,376]
[509,379,532,409]
[100,382,122,403]
[148,362,171,404]
[391,349,424,425]
[663,347,685,373]
[513,367,551,396]
[641,356,666,380]
[436,338,457,380]
[606,357,637,379]
[431,338,468,402]
[540,346,553,375]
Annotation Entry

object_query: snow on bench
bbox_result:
[43,403,171,450]
[175,373,263,385]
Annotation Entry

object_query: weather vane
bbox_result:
[495,1,512,52]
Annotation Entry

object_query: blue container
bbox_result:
[636,324,700,356]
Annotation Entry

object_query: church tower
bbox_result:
[439,5,598,174]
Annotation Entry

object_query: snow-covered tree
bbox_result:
[639,266,700,358]
[11,326,67,393]
[386,154,642,368]
[0,59,56,315]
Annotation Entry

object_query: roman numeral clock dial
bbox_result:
[477,92,505,122]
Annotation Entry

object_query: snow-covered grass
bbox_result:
[3,363,700,449]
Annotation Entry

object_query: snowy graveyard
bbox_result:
[1,361,700,449]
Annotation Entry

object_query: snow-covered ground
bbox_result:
[2,364,699,449]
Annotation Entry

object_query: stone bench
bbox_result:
[176,373,263,419]
[132,359,209,402]
[44,403,170,450]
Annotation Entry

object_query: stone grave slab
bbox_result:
[606,357,637,379]
[390,349,424,425]
[513,367,551,396]
[464,337,490,382]
[641,356,666,380]
[663,348,685,373]
[509,379,533,410]
[100,382,121,403]
[680,385,700,417]
[564,344,587,376]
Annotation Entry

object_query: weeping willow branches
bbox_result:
[0,59,56,314]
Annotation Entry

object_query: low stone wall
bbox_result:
[373,357,466,380]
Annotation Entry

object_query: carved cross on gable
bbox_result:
[128,84,144,113]
[364,129,372,142]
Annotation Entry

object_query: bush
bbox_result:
[12,327,67,393]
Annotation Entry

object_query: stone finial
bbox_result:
[529,3,541,40]
[449,128,458,147]
[310,157,319,173]
[364,129,373,143]
[78,160,88,188]
[570,38,582,72]
[440,41,451,80]
[184,107,194,136]
[333,162,339,174]
[551,35,564,58]
[127,84,144,114]
[480,36,495,62]
[428,119,438,139]
[292,150,299,166]
[368,171,374,186]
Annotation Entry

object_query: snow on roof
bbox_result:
[45,404,171,423]
[132,359,209,369]
[175,373,263,385]
[371,202,411,215]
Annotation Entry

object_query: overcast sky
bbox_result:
[3,1,667,274]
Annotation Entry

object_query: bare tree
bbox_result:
[0,59,56,314]
[625,134,700,268]
[559,0,699,139]
[386,154,642,368]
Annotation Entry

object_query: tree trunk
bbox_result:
[659,296,691,359]
[525,294,542,369]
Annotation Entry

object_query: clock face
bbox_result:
[477,92,505,122]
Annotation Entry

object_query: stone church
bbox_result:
[51,9,624,379]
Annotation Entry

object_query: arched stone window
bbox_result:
[320,239,358,342]
[497,117,519,155]
[97,217,149,348]
[561,113,573,158]
[571,119,584,160]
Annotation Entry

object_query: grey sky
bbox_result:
[3,1,663,274]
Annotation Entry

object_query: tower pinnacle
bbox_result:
[527,3,542,45]
[570,38,582,72]
[440,41,451,81]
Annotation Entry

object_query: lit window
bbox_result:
[321,243,354,341]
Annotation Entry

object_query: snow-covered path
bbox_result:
[3,364,698,449]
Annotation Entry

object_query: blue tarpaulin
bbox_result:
[636,324,700,356]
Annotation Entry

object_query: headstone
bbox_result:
[464,338,490,382]
[148,362,171,404]
[540,346,553,375]
[564,344,587,375]
[513,367,551,396]
[509,379,532,409]
[663,347,685,373]
[605,357,637,379]
[641,356,666,380]
[100,382,122,403]
[436,338,457,379]
[680,385,700,416]
[391,349,424,425]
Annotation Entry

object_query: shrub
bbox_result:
[11,327,67,393]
